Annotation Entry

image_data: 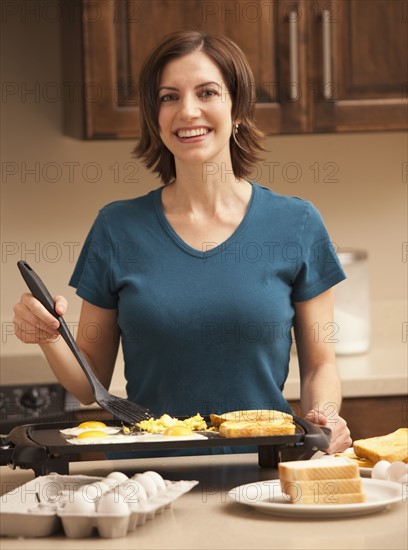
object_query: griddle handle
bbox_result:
[295,415,332,453]
[8,425,48,472]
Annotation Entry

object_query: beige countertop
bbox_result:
[1,454,407,550]
[283,340,407,401]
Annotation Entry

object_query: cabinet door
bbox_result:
[308,0,407,131]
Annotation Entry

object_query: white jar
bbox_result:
[333,249,370,355]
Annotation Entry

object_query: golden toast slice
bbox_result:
[218,419,296,438]
[353,428,408,464]
[210,409,293,428]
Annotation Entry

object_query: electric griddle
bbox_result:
[0,417,331,476]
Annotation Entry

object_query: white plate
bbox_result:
[227,479,404,518]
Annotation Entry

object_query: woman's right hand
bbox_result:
[13,294,68,344]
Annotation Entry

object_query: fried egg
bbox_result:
[77,430,109,439]
[163,425,193,437]
[78,421,108,430]
[60,422,121,437]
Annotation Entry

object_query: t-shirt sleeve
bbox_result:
[69,210,118,309]
[291,201,346,302]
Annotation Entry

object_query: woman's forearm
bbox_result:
[300,362,343,418]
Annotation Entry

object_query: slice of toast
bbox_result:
[218,419,296,438]
[353,428,408,464]
[210,409,293,428]
[278,457,360,481]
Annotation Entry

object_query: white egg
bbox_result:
[106,471,129,483]
[132,473,158,498]
[387,462,408,483]
[63,490,96,514]
[96,491,130,515]
[372,460,391,480]
[143,471,166,492]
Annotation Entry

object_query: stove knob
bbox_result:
[20,388,44,410]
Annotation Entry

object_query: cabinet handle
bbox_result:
[322,9,332,99]
[288,11,299,101]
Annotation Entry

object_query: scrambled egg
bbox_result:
[133,413,208,434]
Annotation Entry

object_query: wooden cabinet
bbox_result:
[307,0,407,131]
[62,0,407,138]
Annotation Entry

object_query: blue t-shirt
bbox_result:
[70,183,345,420]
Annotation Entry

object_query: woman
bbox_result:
[13,30,351,453]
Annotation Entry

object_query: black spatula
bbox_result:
[17,260,154,425]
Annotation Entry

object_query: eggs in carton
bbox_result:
[0,471,198,539]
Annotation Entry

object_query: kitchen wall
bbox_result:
[1,6,406,373]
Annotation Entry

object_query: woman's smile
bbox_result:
[174,126,213,143]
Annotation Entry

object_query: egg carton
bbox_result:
[0,472,198,539]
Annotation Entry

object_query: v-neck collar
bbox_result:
[154,182,257,258]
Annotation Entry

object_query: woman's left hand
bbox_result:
[304,409,352,454]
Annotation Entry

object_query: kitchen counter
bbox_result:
[283,337,407,400]
[0,454,407,550]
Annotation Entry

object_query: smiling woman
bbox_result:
[13,30,351,459]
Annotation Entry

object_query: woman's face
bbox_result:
[157,51,234,173]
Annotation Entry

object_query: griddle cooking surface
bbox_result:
[24,422,306,454]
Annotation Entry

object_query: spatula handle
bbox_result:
[16,260,103,391]
[17,260,58,319]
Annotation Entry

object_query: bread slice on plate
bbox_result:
[218,420,296,438]
[210,409,293,428]
[278,458,365,505]
[279,457,359,481]
[353,428,408,464]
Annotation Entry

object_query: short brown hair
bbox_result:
[133,30,264,185]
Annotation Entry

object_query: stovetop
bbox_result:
[0,355,80,432]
